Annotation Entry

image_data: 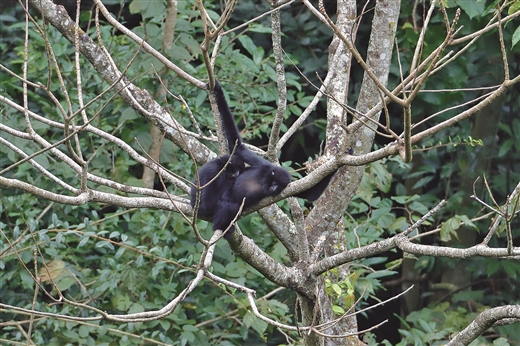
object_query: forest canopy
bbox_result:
[1,0,520,345]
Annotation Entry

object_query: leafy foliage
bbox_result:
[1,0,520,344]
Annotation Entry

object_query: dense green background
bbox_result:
[1,0,520,344]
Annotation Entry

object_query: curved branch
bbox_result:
[227,231,314,298]
[447,305,520,346]
[0,175,190,213]
[28,0,212,165]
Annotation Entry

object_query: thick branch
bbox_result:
[227,231,315,298]
[28,0,212,164]
[447,305,520,346]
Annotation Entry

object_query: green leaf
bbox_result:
[115,247,125,259]
[440,217,459,242]
[452,290,484,302]
[129,303,145,314]
[237,35,257,57]
[408,201,430,215]
[129,0,142,14]
[253,46,265,65]
[170,45,192,60]
[439,215,476,242]
[180,331,195,343]
[112,294,132,311]
[332,305,346,315]
[331,283,342,296]
[248,23,272,34]
[509,1,520,16]
[244,311,268,337]
[412,175,434,190]
[96,240,114,250]
[77,236,90,248]
[391,194,420,205]
[183,325,198,332]
[486,259,501,276]
[386,259,403,270]
[455,0,486,19]
[179,33,202,55]
[457,215,478,230]
[78,325,90,338]
[56,276,75,292]
[493,337,511,346]
[502,261,519,278]
[62,330,79,339]
[498,138,513,157]
[366,270,397,279]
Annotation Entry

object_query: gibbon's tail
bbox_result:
[214,80,243,153]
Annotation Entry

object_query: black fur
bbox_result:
[190,81,343,236]
[190,153,244,218]
[212,164,290,235]
[294,147,354,201]
[295,174,333,201]
[191,81,290,236]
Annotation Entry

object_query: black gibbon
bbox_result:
[191,80,290,236]
[190,80,334,236]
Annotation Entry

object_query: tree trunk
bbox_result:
[301,1,400,344]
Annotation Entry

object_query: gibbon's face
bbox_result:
[227,158,245,178]
[267,167,291,194]
[233,165,290,199]
[227,152,248,178]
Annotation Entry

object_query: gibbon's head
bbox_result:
[226,155,246,178]
[266,166,291,195]
[234,164,291,203]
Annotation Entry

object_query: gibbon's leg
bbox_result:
[212,199,242,237]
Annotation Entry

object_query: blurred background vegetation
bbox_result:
[1,0,520,344]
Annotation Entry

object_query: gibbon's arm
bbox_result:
[295,173,335,202]
[211,80,333,203]
[296,147,354,201]
[213,80,243,154]
[213,80,267,168]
